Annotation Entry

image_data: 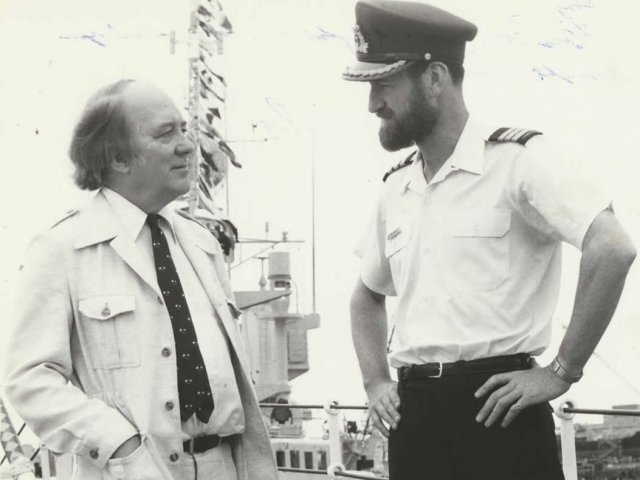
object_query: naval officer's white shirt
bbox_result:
[356,117,611,367]
[102,187,245,439]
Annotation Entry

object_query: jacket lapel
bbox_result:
[173,218,249,372]
[74,192,161,297]
[109,236,161,297]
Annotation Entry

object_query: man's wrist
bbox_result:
[364,375,393,394]
[547,357,583,384]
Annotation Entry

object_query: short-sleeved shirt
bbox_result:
[356,117,611,367]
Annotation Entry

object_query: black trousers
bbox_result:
[389,369,565,480]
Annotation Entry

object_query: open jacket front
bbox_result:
[5,191,278,480]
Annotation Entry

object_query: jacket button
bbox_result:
[169,453,179,462]
[165,401,174,411]
[89,449,99,459]
[162,347,171,357]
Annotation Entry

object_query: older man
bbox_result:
[5,80,278,480]
[345,1,636,479]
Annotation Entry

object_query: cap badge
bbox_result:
[353,24,369,54]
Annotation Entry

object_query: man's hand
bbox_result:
[474,365,570,428]
[110,434,142,460]
[366,380,401,438]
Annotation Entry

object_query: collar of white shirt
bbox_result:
[402,116,489,193]
[101,187,178,243]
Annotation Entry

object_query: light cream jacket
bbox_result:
[4,191,278,480]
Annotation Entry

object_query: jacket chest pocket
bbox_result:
[443,209,511,290]
[78,294,140,369]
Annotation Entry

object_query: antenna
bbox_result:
[310,107,317,312]
[257,256,268,291]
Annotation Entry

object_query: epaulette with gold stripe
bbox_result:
[383,151,417,182]
[489,127,542,145]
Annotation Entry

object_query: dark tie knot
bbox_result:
[147,214,161,230]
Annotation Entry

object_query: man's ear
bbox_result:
[110,154,130,174]
[425,62,449,94]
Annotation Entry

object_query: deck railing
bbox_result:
[260,401,387,479]
[554,399,640,480]
[261,399,640,480]
[3,399,639,480]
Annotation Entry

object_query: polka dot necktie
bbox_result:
[147,214,214,423]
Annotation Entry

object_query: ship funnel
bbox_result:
[268,252,291,287]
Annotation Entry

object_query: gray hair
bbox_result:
[68,79,137,190]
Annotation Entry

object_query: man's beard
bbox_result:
[378,87,436,152]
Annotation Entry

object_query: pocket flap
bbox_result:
[79,294,136,320]
[447,209,511,238]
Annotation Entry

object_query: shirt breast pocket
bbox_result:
[384,222,413,259]
[78,294,140,369]
[444,209,511,290]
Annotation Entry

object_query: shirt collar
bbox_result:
[403,154,428,194]
[448,116,487,176]
[101,187,177,242]
[401,116,488,193]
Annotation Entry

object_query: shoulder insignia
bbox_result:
[488,127,542,146]
[175,208,208,230]
[49,209,78,230]
[383,151,417,182]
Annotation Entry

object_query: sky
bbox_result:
[0,0,639,445]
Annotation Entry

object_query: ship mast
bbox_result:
[187,1,201,216]
[177,0,239,263]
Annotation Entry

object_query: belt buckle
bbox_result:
[188,438,195,454]
[218,435,223,448]
[432,361,443,378]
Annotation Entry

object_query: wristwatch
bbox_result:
[549,357,583,384]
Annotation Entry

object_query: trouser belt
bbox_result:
[399,353,532,381]
[183,434,232,454]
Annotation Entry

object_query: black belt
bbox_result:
[399,353,532,380]
[183,434,231,454]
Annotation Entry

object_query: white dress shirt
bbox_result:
[102,188,244,438]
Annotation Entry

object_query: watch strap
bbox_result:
[549,357,583,384]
